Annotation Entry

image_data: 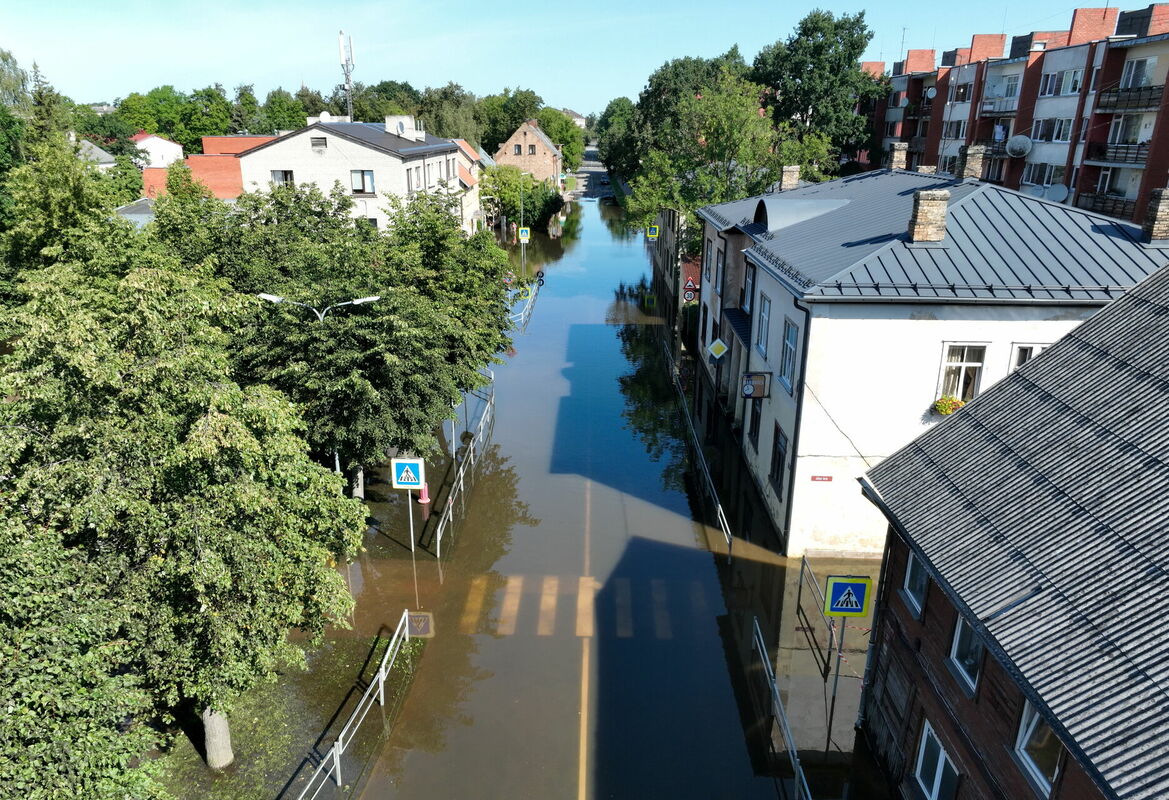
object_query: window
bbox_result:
[715,250,724,295]
[918,119,930,137]
[769,424,788,493]
[1090,66,1100,92]
[350,169,375,195]
[704,239,712,280]
[1003,74,1020,98]
[528,144,536,155]
[942,120,966,140]
[1109,113,1141,145]
[513,144,522,155]
[406,169,413,192]
[270,170,294,186]
[953,83,971,102]
[914,721,960,800]
[1016,701,1064,793]
[950,616,985,689]
[701,304,708,346]
[756,294,771,357]
[1038,72,1058,96]
[1080,118,1089,142]
[1012,343,1048,368]
[985,158,1005,182]
[748,399,761,450]
[1023,161,1063,186]
[414,166,422,188]
[1121,57,1157,89]
[310,136,327,149]
[940,155,958,175]
[1052,118,1073,142]
[779,319,797,392]
[903,551,929,613]
[886,121,898,138]
[941,344,985,401]
[360,217,378,229]
[742,264,755,313]
[1059,68,1083,95]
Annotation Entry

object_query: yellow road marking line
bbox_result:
[576,576,596,637]
[577,636,591,800]
[538,575,560,636]
[498,575,523,635]
[460,575,488,634]
[652,579,672,640]
[615,578,633,638]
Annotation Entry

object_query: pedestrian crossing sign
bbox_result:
[824,575,872,617]
[647,225,660,240]
[391,457,425,489]
[519,227,531,243]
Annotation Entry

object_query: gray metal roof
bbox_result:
[697,170,1169,303]
[863,264,1169,800]
[76,138,115,165]
[236,122,458,160]
[115,198,154,229]
[477,147,496,168]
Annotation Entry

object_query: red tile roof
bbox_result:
[457,163,477,188]
[201,135,278,155]
[453,138,479,163]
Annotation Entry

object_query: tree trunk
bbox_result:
[202,706,234,770]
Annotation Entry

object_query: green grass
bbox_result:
[565,175,577,192]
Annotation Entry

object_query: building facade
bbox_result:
[130,131,184,168]
[493,120,563,185]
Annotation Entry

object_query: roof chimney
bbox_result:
[781,165,801,190]
[889,142,909,170]
[909,189,951,243]
[1143,188,1169,242]
[956,144,987,179]
[918,165,938,174]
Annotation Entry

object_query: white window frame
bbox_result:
[902,551,929,614]
[779,318,797,391]
[350,169,375,195]
[715,250,724,296]
[1059,68,1083,95]
[742,263,755,313]
[953,83,971,102]
[939,342,986,401]
[1003,74,1020,98]
[756,294,771,358]
[950,615,984,690]
[914,721,960,800]
[1015,701,1063,794]
[270,169,294,187]
[1012,343,1049,369]
[1121,57,1157,89]
[1038,72,1057,96]
[1052,118,1073,142]
[704,239,712,280]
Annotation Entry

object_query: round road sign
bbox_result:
[683,289,696,301]
[537,270,545,278]
[504,271,515,285]
[538,278,545,286]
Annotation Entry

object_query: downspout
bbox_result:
[855,475,894,729]
[783,295,813,548]
[715,230,731,406]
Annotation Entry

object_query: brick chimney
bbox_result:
[889,142,909,170]
[1143,188,1169,242]
[909,189,951,242]
[956,144,987,179]
[780,165,801,190]
[918,165,937,174]
[1069,7,1119,44]
[904,49,936,74]
[969,34,1007,61]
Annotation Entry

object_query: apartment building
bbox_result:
[858,261,1169,800]
[871,5,1169,222]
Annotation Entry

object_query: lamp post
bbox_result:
[257,292,381,477]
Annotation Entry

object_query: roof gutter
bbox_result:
[802,295,1114,306]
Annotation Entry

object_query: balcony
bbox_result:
[975,139,1010,157]
[979,97,1019,116]
[1096,84,1164,112]
[1085,141,1150,165]
[1075,193,1138,220]
[905,100,933,118]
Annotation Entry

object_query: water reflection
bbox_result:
[599,198,636,241]
[496,202,584,275]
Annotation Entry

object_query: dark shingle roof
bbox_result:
[697,170,1169,302]
[863,264,1169,800]
[236,122,459,160]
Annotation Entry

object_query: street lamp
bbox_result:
[257,292,382,474]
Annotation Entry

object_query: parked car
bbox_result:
[599,175,610,185]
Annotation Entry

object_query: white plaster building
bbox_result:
[237,115,481,232]
[130,131,184,168]
[695,169,1169,556]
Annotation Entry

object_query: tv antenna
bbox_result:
[339,31,355,120]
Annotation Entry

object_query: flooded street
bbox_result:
[342,194,884,799]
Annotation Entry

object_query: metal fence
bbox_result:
[752,616,814,800]
[795,558,834,680]
[294,609,412,800]
[434,376,496,559]
[508,281,540,331]
[659,341,733,547]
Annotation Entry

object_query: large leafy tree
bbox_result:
[262,87,306,131]
[596,96,637,177]
[416,82,481,143]
[476,87,543,154]
[0,47,29,110]
[750,10,885,154]
[536,107,584,172]
[71,104,139,158]
[180,84,232,151]
[117,85,188,142]
[295,84,328,116]
[231,83,268,134]
[480,164,562,229]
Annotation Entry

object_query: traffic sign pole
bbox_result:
[408,490,415,552]
[827,621,845,752]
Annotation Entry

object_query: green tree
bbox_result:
[118,86,189,142]
[0,47,29,110]
[102,154,143,206]
[0,103,25,226]
[476,87,543,154]
[180,85,232,152]
[750,10,885,155]
[71,104,139,158]
[535,107,585,172]
[231,83,268,134]
[416,82,481,143]
[295,84,328,116]
[26,66,70,145]
[480,164,562,229]
[262,87,307,132]
[370,79,421,114]
[596,96,638,176]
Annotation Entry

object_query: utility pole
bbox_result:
[339,31,355,120]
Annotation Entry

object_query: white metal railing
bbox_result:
[434,375,496,558]
[660,341,733,546]
[508,281,540,331]
[753,616,814,800]
[295,610,412,800]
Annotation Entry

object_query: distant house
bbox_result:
[141,134,276,201]
[694,168,1169,556]
[562,108,587,129]
[76,138,116,172]
[115,197,155,229]
[858,257,1169,800]
[493,120,562,186]
[129,131,183,168]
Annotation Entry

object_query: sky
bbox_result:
[5,0,1102,116]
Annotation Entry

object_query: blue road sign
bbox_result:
[824,575,872,617]
[391,457,425,489]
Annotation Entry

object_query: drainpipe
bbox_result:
[783,295,813,551]
[854,496,893,730]
[714,230,732,407]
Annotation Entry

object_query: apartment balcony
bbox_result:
[975,139,1010,158]
[1096,84,1164,113]
[905,100,933,118]
[979,97,1019,116]
[1075,192,1138,220]
[1085,141,1150,165]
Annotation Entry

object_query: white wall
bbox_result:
[137,136,183,168]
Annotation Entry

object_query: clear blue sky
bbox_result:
[5,0,1092,116]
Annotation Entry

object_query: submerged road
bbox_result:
[351,155,780,799]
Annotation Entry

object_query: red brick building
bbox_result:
[493,120,563,186]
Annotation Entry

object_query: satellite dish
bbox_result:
[1046,183,1070,203]
[899,95,910,107]
[1024,184,1046,198]
[1005,135,1033,158]
[320,111,332,123]
[925,87,938,99]
[396,121,407,134]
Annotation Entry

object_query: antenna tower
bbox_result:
[339,31,355,120]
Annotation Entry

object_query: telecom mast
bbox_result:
[339,31,355,120]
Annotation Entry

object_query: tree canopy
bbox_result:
[536,107,585,172]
